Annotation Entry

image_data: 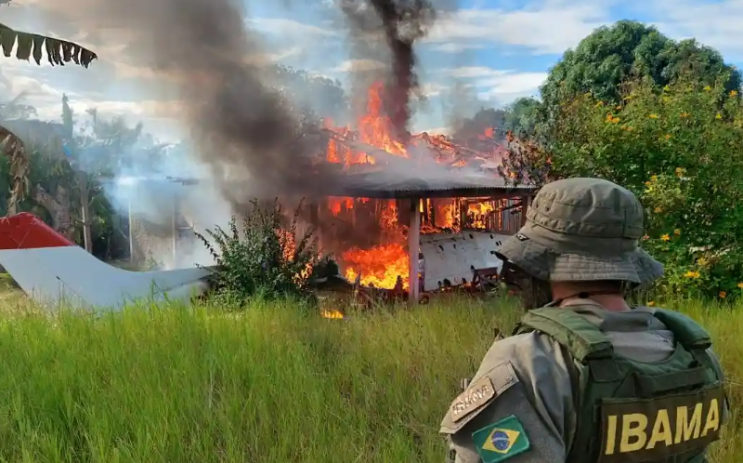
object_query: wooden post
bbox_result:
[520,194,531,227]
[408,197,421,304]
[79,171,92,253]
[429,199,436,228]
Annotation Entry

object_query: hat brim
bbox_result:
[496,224,664,287]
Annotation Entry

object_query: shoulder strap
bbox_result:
[652,308,712,350]
[517,307,614,362]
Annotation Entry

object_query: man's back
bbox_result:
[440,301,728,463]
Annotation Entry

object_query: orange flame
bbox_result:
[343,243,408,289]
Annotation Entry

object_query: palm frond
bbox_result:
[0,23,97,68]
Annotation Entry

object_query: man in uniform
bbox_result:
[440,178,729,463]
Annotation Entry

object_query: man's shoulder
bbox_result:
[440,332,576,434]
[439,333,578,462]
[480,331,576,377]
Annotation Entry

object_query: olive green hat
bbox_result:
[497,177,663,286]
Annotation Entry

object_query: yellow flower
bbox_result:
[716,113,722,119]
[719,291,727,299]
[675,167,684,174]
[731,90,738,97]
[647,301,655,307]
[697,257,709,267]
[674,229,681,236]
[650,175,658,182]
[654,207,663,213]
[737,282,743,289]
[660,233,670,241]
[680,112,690,118]
[649,113,659,119]
[684,271,701,279]
[612,117,620,123]
[704,85,712,91]
[663,85,670,92]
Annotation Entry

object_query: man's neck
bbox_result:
[559,294,631,312]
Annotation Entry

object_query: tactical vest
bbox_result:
[516,307,725,463]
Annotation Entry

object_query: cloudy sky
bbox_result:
[2,0,742,141]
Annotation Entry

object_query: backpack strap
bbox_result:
[647,308,719,391]
[652,308,712,350]
[517,307,614,362]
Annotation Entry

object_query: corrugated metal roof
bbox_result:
[313,159,535,198]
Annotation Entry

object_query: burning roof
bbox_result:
[298,83,535,199]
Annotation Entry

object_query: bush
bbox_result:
[195,198,321,303]
[510,74,743,299]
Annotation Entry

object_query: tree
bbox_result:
[532,73,743,299]
[451,107,508,141]
[0,1,97,214]
[503,97,541,138]
[540,20,741,110]
[62,96,145,254]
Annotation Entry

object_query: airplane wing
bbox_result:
[0,212,211,310]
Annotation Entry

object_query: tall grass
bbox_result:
[0,295,738,462]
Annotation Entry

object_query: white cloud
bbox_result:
[428,42,487,53]
[331,59,386,72]
[477,72,548,95]
[424,2,611,55]
[638,0,743,60]
[434,66,547,102]
[441,66,511,79]
[247,17,340,38]
[420,82,448,97]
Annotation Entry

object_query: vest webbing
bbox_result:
[516,307,720,463]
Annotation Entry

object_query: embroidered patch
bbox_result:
[515,233,529,241]
[472,415,530,463]
[450,376,496,422]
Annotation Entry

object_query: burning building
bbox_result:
[126,84,533,302]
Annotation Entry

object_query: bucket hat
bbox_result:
[496,177,664,286]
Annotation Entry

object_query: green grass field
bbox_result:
[0,289,739,462]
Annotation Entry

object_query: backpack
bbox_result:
[515,307,725,463]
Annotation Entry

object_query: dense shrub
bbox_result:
[518,74,743,299]
[195,198,321,303]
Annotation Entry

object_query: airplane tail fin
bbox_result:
[0,213,210,310]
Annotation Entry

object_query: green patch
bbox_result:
[472,415,530,463]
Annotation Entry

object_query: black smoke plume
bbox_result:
[341,0,436,143]
[61,0,339,209]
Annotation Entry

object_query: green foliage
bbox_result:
[503,97,542,138]
[195,198,321,303]
[541,74,743,299]
[540,20,741,110]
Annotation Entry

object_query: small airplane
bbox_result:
[0,212,211,310]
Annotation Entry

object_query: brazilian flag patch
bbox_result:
[472,415,530,463]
